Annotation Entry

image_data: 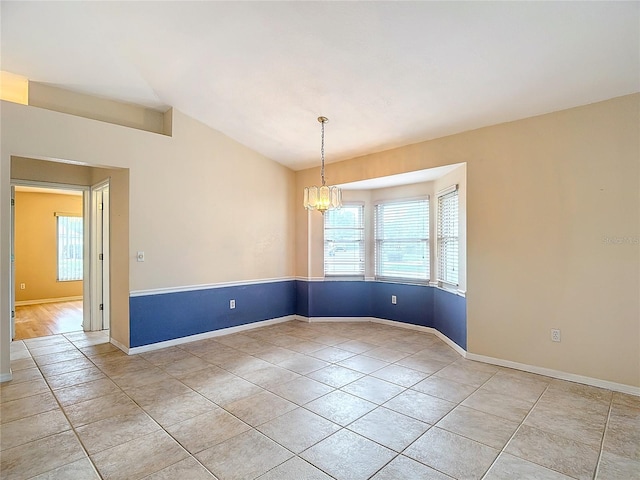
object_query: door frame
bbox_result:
[90,180,110,331]
[9,180,101,336]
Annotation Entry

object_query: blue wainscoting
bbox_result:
[129,278,466,350]
[129,280,296,348]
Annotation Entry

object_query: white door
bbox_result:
[90,181,110,331]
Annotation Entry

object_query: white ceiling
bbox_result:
[1,2,638,171]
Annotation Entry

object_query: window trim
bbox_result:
[323,202,365,278]
[437,184,459,287]
[374,196,430,284]
[56,212,83,282]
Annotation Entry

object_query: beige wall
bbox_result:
[14,191,83,302]
[1,101,295,379]
[296,94,640,388]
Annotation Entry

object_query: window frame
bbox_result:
[437,185,459,287]
[56,213,83,282]
[323,203,365,278]
[374,197,430,283]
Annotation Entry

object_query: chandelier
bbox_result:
[303,116,342,214]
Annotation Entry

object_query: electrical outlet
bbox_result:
[230,299,236,309]
[551,329,561,342]
[391,295,397,305]
[20,283,25,290]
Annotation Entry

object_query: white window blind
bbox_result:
[437,186,459,285]
[324,205,365,277]
[57,214,83,281]
[375,198,429,282]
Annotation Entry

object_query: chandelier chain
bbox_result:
[320,119,326,185]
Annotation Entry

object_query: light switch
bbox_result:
[136,251,145,262]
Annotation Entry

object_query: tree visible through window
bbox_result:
[375,199,429,281]
[324,205,365,276]
[57,215,83,281]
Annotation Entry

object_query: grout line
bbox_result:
[592,397,613,480]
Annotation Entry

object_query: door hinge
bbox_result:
[11,310,15,318]
[99,304,104,311]
[99,202,104,210]
[99,253,104,260]
[11,198,15,206]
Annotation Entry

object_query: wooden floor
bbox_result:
[14,300,84,340]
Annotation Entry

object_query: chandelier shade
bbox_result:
[303,116,342,214]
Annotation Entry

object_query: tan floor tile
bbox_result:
[525,398,607,447]
[110,366,174,390]
[10,357,37,371]
[196,429,293,480]
[301,429,396,480]
[63,391,141,427]
[78,342,120,357]
[162,355,212,377]
[240,365,300,389]
[306,390,376,426]
[165,407,251,453]
[370,364,428,387]
[505,425,600,479]
[4,367,43,385]
[268,376,333,405]
[142,390,216,427]
[433,362,496,387]
[53,377,121,406]
[256,456,332,480]
[177,365,235,389]
[199,374,264,406]
[338,339,379,354]
[341,375,405,404]
[310,346,357,362]
[288,340,328,354]
[603,403,640,460]
[31,457,100,480]
[0,430,85,480]
[0,409,71,451]
[91,430,189,480]
[484,453,573,480]
[142,457,216,479]
[370,455,453,480]
[0,378,50,403]
[396,354,451,374]
[596,451,640,479]
[612,391,640,409]
[384,389,455,424]
[1,391,59,424]
[405,427,499,480]
[225,390,297,426]
[32,349,85,366]
[338,354,389,374]
[45,366,106,390]
[39,357,95,377]
[257,407,340,453]
[363,346,411,363]
[462,388,535,422]
[76,410,160,454]
[348,406,430,452]
[412,375,477,403]
[125,377,192,407]
[481,369,549,403]
[219,354,271,376]
[29,342,79,358]
[436,405,519,449]
[277,353,329,374]
[140,346,195,367]
[307,364,365,388]
[253,345,298,364]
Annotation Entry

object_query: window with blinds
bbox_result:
[437,186,459,285]
[324,204,365,277]
[57,215,83,281]
[375,198,429,282]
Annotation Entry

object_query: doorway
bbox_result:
[10,180,110,340]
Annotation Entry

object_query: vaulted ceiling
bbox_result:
[2,1,638,170]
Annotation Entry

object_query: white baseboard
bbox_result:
[126,315,297,355]
[466,352,640,397]
[0,370,13,383]
[110,337,129,354]
[296,315,372,323]
[15,296,83,306]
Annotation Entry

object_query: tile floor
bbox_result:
[1,321,638,479]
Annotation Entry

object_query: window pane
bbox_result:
[324,205,365,276]
[375,199,429,281]
[438,189,459,285]
[58,216,83,281]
